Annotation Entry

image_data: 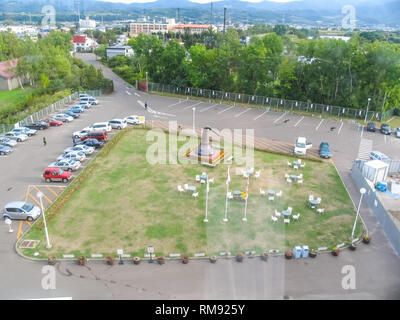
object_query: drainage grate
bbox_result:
[20,240,40,249]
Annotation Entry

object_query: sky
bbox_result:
[99,0,298,3]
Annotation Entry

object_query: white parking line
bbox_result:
[384,135,387,144]
[199,104,218,113]
[234,108,251,118]
[294,116,304,127]
[134,92,140,97]
[125,91,132,96]
[338,121,344,135]
[273,113,286,124]
[167,100,183,108]
[253,109,269,121]
[183,101,203,110]
[315,119,324,131]
[217,105,234,115]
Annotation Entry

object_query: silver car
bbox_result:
[64,145,94,155]
[12,127,37,137]
[48,159,81,171]
[0,136,17,147]
[3,201,41,222]
[57,151,86,162]
[4,131,28,142]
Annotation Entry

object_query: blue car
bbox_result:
[0,144,12,155]
[62,110,80,118]
[69,106,84,113]
[319,142,332,159]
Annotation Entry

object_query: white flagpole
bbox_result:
[204,176,209,223]
[243,174,249,222]
[223,166,230,222]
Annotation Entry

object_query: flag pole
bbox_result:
[204,176,209,223]
[223,166,230,222]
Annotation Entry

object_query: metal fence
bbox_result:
[148,82,393,122]
[0,124,14,134]
[17,90,102,127]
[351,161,400,256]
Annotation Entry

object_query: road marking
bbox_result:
[125,91,132,96]
[32,186,53,204]
[315,119,324,131]
[183,101,202,110]
[28,192,44,208]
[253,109,269,121]
[134,92,140,97]
[26,221,32,227]
[46,186,59,197]
[384,135,387,144]
[167,100,183,108]
[273,113,286,124]
[234,108,251,118]
[17,221,23,240]
[294,116,304,127]
[338,121,344,135]
[199,104,218,113]
[217,105,234,115]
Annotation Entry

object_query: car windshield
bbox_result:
[21,203,34,212]
[296,142,306,148]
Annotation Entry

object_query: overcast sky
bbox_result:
[99,0,298,3]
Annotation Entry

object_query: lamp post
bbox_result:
[145,72,148,92]
[192,107,196,134]
[351,188,366,241]
[37,192,51,248]
[364,98,371,123]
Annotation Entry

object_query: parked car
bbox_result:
[89,122,112,132]
[4,132,28,142]
[69,106,85,113]
[81,131,108,142]
[57,151,86,162]
[124,115,145,125]
[395,128,400,138]
[76,138,104,148]
[72,103,88,110]
[73,127,92,139]
[380,124,391,135]
[64,145,94,155]
[26,121,50,130]
[0,136,17,147]
[12,127,37,136]
[108,119,127,130]
[42,118,63,126]
[80,96,99,105]
[78,101,91,109]
[53,113,73,123]
[79,93,89,99]
[366,122,376,132]
[48,159,81,171]
[43,167,72,183]
[319,142,332,159]
[294,137,312,155]
[3,201,41,222]
[0,144,12,155]
[370,151,391,163]
[62,110,80,118]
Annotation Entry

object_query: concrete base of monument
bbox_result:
[184,145,227,167]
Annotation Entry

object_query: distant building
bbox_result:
[130,22,172,37]
[0,59,28,91]
[173,24,215,34]
[117,34,130,45]
[73,35,98,52]
[79,16,96,32]
[320,35,351,42]
[106,45,134,59]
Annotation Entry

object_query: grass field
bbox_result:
[21,128,364,259]
[0,88,28,113]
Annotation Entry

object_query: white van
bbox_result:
[294,137,312,155]
[90,122,112,132]
[108,119,127,130]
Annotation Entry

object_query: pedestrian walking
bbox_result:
[144,102,148,110]
[43,137,47,146]
[72,134,76,145]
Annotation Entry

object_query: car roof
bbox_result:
[5,201,28,208]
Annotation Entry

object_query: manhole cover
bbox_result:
[20,240,40,249]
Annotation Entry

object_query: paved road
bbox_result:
[0,53,399,300]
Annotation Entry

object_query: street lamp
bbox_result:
[192,107,196,134]
[364,98,371,123]
[37,192,52,249]
[351,188,366,241]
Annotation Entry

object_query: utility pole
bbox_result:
[223,7,227,35]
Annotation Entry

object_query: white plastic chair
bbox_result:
[297,159,302,164]
[286,178,292,183]
[298,174,303,179]
[317,208,325,214]
[268,195,275,201]
[274,210,281,218]
[287,207,293,214]
[227,192,233,199]
[287,160,292,167]
[208,177,214,183]
[260,188,266,196]
[300,163,305,168]
[293,165,299,170]
[316,197,321,204]
[276,190,282,197]
[254,171,260,178]
[178,185,185,194]
[271,216,278,223]
[297,179,303,184]
[192,192,199,198]
[200,179,206,184]
[195,175,200,182]
[293,213,300,221]
[284,219,290,224]
[184,184,189,190]
[285,173,290,178]
[309,195,314,201]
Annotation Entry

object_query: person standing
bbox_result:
[72,134,76,145]
[144,102,148,110]
[43,137,47,146]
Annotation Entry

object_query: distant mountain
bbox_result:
[0,0,399,27]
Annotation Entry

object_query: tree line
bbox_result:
[97,28,400,112]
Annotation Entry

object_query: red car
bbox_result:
[81,131,108,142]
[43,167,72,183]
[42,118,63,127]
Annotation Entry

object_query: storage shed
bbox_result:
[362,160,389,184]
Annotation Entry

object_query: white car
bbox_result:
[53,114,73,122]
[79,93,89,99]
[48,159,81,171]
[78,101,91,109]
[90,122,112,132]
[73,127,92,139]
[294,137,312,155]
[12,127,37,137]
[64,145,94,155]
[108,119,127,130]
[124,115,146,125]
[4,132,28,142]
[57,151,86,162]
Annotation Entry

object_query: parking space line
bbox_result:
[253,109,269,121]
[25,185,31,202]
[294,116,304,127]
[338,121,344,135]
[234,108,251,118]
[32,186,53,204]
[17,221,23,240]
[315,119,324,131]
[273,113,286,124]
[217,105,234,115]
[199,104,218,113]
[384,135,387,144]
[183,101,203,110]
[46,186,59,197]
[26,221,32,227]
[167,100,183,108]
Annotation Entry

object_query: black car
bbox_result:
[76,138,104,148]
[366,122,376,132]
[380,124,391,135]
[62,110,80,119]
[26,121,50,130]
